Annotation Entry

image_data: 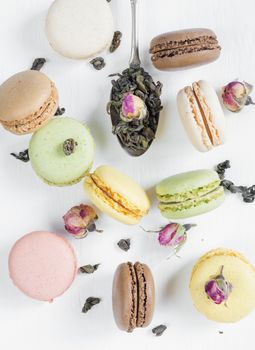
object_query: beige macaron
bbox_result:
[190,248,255,322]
[0,70,58,135]
[177,80,226,152]
[84,165,150,225]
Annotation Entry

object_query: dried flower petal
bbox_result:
[63,204,100,238]
[205,266,232,305]
[82,297,101,313]
[120,93,147,122]
[222,81,254,112]
[152,325,167,336]
[79,264,100,274]
[117,239,131,252]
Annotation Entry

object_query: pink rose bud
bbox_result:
[205,266,232,305]
[120,93,147,122]
[222,81,254,112]
[63,204,101,239]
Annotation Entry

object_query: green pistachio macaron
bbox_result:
[156,169,225,219]
[29,117,95,186]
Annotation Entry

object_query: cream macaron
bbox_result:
[177,80,226,152]
[84,165,150,225]
[45,0,114,59]
[0,70,58,135]
[190,248,255,322]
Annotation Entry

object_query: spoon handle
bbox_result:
[129,0,141,68]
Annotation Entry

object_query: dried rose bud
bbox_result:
[142,222,196,256]
[120,93,147,122]
[205,266,232,305]
[63,204,101,239]
[222,81,254,112]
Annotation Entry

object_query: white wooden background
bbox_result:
[0,0,255,349]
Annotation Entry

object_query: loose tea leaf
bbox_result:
[63,138,77,156]
[152,325,167,337]
[90,57,106,70]
[216,160,255,203]
[10,149,30,162]
[30,58,46,71]
[55,107,66,116]
[79,264,100,274]
[108,67,163,156]
[219,331,224,334]
[110,31,122,53]
[117,239,130,252]
[82,297,101,313]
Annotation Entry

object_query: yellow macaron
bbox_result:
[190,248,255,323]
[83,165,150,225]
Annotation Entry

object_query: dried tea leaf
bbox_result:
[110,31,122,53]
[79,264,100,274]
[82,297,101,313]
[90,57,106,70]
[63,138,77,156]
[31,58,46,71]
[10,149,30,162]
[117,239,130,252]
[55,107,65,116]
[216,160,255,203]
[152,325,167,337]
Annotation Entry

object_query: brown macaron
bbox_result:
[150,28,221,71]
[112,262,155,332]
[0,70,58,135]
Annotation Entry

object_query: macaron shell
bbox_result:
[84,176,141,225]
[3,84,58,135]
[45,0,114,59]
[177,81,225,152]
[112,263,137,332]
[8,231,77,301]
[177,88,212,152]
[159,189,225,219]
[135,262,155,328]
[29,118,95,186]
[0,70,56,122]
[190,249,255,322]
[150,28,220,71]
[83,165,150,225]
[156,169,220,200]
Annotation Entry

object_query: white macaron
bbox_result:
[45,0,114,59]
[177,80,226,152]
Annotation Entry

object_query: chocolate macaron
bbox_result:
[112,262,155,332]
[150,28,221,70]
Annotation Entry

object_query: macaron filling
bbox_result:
[135,262,147,328]
[88,174,145,219]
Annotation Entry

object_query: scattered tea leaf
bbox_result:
[79,264,100,274]
[10,149,29,162]
[219,331,224,334]
[30,58,46,71]
[55,107,66,116]
[110,31,122,53]
[152,324,167,337]
[82,297,101,313]
[117,239,130,252]
[63,138,78,156]
[216,160,255,203]
[90,57,106,70]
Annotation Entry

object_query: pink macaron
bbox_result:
[8,231,77,302]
